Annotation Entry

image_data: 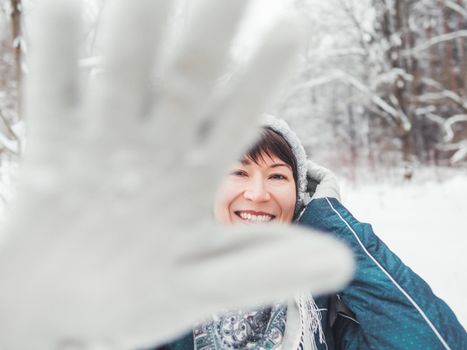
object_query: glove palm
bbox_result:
[0,1,353,348]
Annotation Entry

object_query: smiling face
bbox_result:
[213,153,297,224]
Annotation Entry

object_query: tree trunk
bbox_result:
[441,0,457,92]
[457,0,467,96]
[395,0,414,170]
[10,0,22,113]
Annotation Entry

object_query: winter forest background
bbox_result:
[0,0,466,326]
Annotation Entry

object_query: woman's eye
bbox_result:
[231,170,247,177]
[269,174,287,180]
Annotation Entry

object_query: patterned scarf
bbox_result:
[193,296,325,350]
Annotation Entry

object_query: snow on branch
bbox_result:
[372,68,413,88]
[446,113,467,125]
[417,91,467,110]
[451,147,467,164]
[290,71,343,91]
[290,69,411,131]
[437,140,467,164]
[424,112,445,125]
[307,47,367,59]
[421,112,467,142]
[445,114,467,132]
[445,0,467,18]
[419,77,444,90]
[421,108,467,164]
[340,71,411,132]
[0,133,18,153]
[402,30,467,57]
[0,109,20,153]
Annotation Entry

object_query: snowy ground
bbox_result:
[340,172,467,328]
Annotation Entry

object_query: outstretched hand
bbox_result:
[0,0,353,348]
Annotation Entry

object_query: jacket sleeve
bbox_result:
[298,197,466,350]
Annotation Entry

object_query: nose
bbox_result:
[243,178,271,202]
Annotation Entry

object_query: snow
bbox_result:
[341,173,467,327]
[404,30,467,57]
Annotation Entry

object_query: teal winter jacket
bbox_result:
[151,198,466,350]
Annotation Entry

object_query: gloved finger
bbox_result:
[83,0,172,137]
[306,160,333,182]
[25,0,81,150]
[202,17,304,190]
[307,160,341,201]
[150,0,249,160]
[156,225,354,345]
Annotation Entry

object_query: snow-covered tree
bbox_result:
[276,0,467,177]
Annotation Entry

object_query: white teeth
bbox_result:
[238,212,273,223]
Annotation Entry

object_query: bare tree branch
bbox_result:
[402,30,467,57]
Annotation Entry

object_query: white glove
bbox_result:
[307,161,341,201]
[0,0,353,349]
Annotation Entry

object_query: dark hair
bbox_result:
[244,127,298,195]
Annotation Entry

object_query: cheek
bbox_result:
[275,185,297,221]
[213,180,239,224]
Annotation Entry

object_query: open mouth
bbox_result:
[234,210,276,223]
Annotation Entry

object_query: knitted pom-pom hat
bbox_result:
[261,115,308,207]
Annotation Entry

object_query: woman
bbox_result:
[153,116,465,350]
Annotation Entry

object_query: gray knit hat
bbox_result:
[261,115,308,206]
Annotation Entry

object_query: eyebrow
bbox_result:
[270,163,291,170]
[240,158,291,170]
